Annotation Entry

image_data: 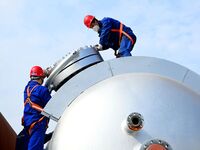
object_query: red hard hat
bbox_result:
[84,15,95,28]
[30,66,45,77]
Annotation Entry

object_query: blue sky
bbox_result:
[0,0,200,133]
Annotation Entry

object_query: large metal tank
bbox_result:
[43,46,200,150]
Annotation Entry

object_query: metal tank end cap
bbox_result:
[140,139,172,150]
[122,112,144,134]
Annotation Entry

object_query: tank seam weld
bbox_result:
[108,62,114,76]
[182,69,190,82]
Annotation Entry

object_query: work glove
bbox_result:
[114,50,120,58]
[44,66,53,78]
[94,44,103,51]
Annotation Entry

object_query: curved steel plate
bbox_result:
[42,56,200,121]
[45,46,103,91]
[48,73,200,149]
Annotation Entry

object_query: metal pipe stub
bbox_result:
[127,112,144,131]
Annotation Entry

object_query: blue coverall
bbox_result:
[98,17,137,57]
[22,80,51,150]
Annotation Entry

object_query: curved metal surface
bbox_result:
[49,54,103,91]
[48,74,200,149]
[42,56,200,121]
[45,46,103,91]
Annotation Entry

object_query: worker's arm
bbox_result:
[40,86,52,107]
[99,19,112,49]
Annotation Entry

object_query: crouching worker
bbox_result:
[16,66,52,150]
[84,15,137,58]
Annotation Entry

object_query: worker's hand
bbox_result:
[114,50,120,58]
[94,44,103,51]
[44,67,53,78]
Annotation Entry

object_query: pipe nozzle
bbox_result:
[127,112,144,131]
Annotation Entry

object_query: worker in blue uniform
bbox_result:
[84,15,137,58]
[20,66,51,150]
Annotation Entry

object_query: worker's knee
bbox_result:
[118,50,132,57]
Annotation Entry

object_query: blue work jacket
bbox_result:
[98,17,136,50]
[23,80,51,127]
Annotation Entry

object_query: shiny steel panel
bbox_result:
[42,62,112,121]
[45,46,103,91]
[42,56,200,121]
[48,74,200,149]
[49,54,103,91]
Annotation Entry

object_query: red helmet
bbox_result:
[84,15,95,28]
[30,66,45,77]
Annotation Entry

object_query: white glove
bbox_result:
[94,44,103,51]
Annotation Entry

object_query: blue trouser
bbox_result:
[16,126,53,150]
[21,119,47,150]
[118,35,135,57]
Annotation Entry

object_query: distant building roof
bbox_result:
[0,112,16,150]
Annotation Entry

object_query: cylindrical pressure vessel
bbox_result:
[44,47,200,150]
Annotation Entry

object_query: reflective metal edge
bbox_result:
[45,46,103,91]
[42,56,200,121]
